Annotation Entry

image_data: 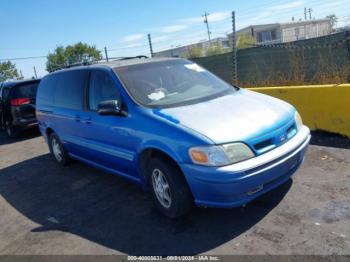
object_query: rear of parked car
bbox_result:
[36,58,310,218]
[0,79,40,137]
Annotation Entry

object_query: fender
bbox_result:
[135,140,185,187]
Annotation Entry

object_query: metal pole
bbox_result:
[232,11,238,85]
[19,70,23,79]
[104,47,109,62]
[308,8,312,20]
[148,33,154,57]
[33,66,37,79]
[203,12,211,43]
[346,31,350,82]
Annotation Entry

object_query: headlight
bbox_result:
[189,142,255,166]
[222,143,255,163]
[294,111,303,130]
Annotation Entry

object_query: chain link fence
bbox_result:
[192,31,350,87]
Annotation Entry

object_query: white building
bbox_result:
[153,37,230,58]
[229,19,332,45]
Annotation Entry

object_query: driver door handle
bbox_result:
[82,117,92,124]
[75,115,81,122]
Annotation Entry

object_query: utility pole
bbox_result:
[231,11,238,85]
[104,47,109,62]
[308,8,312,20]
[33,66,37,79]
[304,8,307,20]
[148,33,154,57]
[203,12,211,43]
[19,70,23,79]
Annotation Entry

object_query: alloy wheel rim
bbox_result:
[52,138,63,162]
[151,168,172,208]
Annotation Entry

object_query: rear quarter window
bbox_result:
[2,88,10,101]
[54,70,87,110]
[37,76,56,106]
[37,70,88,110]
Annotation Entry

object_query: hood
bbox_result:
[156,89,295,144]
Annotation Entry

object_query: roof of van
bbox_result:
[49,57,181,74]
[0,79,40,88]
[98,57,179,68]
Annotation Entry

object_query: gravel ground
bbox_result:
[0,129,349,255]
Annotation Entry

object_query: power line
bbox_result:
[0,55,47,61]
[107,44,149,51]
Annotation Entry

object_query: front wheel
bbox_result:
[147,157,193,218]
[49,133,70,166]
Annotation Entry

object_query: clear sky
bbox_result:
[1,0,349,78]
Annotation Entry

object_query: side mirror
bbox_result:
[97,100,126,116]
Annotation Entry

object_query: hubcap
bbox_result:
[6,122,12,136]
[52,138,63,162]
[6,126,12,136]
[151,168,172,208]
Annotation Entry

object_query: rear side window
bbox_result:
[88,70,120,111]
[2,88,10,101]
[12,82,38,99]
[54,70,87,110]
[37,76,57,106]
[38,70,87,109]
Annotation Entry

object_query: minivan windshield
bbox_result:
[114,59,235,108]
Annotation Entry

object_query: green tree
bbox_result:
[206,43,225,56]
[326,14,338,30]
[46,42,102,72]
[236,33,256,49]
[186,46,203,58]
[0,61,19,82]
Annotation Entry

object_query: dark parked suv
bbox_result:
[0,79,40,137]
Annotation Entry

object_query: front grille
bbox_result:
[254,139,273,151]
[287,124,297,139]
[252,122,297,154]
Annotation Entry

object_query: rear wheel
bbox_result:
[5,121,19,138]
[49,133,70,166]
[146,157,193,218]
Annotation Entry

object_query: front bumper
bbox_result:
[180,126,311,208]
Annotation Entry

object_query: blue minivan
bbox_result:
[36,57,310,218]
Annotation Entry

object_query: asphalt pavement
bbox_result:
[0,130,349,255]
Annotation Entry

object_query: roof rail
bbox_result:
[117,55,148,60]
[53,55,149,71]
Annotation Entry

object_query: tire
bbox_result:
[5,121,19,138]
[146,157,193,218]
[49,133,70,166]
